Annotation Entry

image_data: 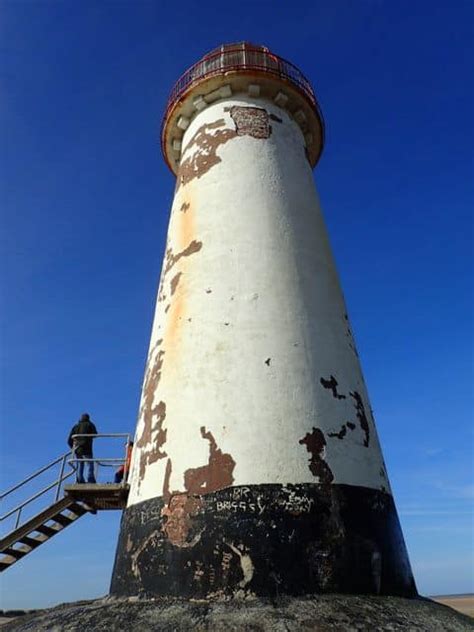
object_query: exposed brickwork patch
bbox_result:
[164,240,203,278]
[327,425,347,440]
[299,428,334,484]
[163,458,173,502]
[328,422,357,440]
[229,106,271,139]
[350,391,370,447]
[162,494,203,547]
[344,313,359,358]
[184,427,236,494]
[170,272,182,296]
[178,120,236,188]
[177,108,273,188]
[136,340,167,481]
[320,375,346,400]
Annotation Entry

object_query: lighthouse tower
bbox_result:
[111,43,416,598]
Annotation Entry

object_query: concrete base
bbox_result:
[2,595,473,631]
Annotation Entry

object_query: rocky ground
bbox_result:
[1,594,473,631]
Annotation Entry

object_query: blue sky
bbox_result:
[1,0,473,608]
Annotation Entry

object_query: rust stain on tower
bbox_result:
[175,191,196,251]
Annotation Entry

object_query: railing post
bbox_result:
[14,507,22,529]
[55,454,67,501]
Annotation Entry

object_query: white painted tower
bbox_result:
[111,43,416,598]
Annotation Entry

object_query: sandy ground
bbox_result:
[432,595,474,618]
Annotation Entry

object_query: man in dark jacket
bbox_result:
[68,413,98,484]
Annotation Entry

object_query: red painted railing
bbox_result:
[162,43,323,128]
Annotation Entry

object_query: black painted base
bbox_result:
[110,484,417,598]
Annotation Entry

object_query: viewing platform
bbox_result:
[64,484,129,511]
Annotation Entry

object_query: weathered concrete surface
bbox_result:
[2,595,473,631]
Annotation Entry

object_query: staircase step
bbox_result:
[51,513,74,527]
[2,546,29,559]
[63,505,88,520]
[0,495,91,573]
[18,534,47,548]
[68,503,88,516]
[35,524,62,538]
[0,555,16,570]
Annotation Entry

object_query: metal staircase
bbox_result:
[0,434,131,572]
[0,496,90,572]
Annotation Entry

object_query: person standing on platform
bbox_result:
[68,413,97,484]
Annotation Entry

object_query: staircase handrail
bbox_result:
[0,468,75,522]
[0,433,131,530]
[0,451,72,501]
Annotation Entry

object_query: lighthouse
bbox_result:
[110,43,416,598]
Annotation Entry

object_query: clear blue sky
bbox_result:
[1,0,473,609]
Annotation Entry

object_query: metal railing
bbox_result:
[0,452,76,529]
[165,43,317,113]
[0,434,130,531]
[161,42,324,153]
[68,433,131,484]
